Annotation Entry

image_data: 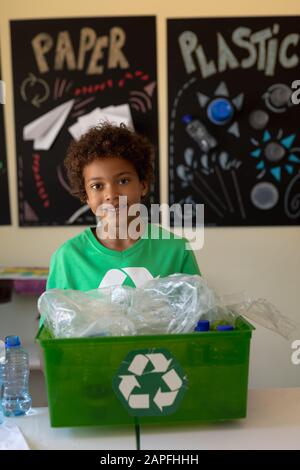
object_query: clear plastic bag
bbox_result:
[38,288,136,338]
[127,274,217,334]
[38,274,300,339]
[38,274,213,338]
[219,292,299,340]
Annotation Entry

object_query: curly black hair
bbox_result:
[64,122,155,202]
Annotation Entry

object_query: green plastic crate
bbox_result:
[36,316,254,428]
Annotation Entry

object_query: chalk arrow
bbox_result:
[228,121,240,138]
[214,81,229,97]
[144,81,156,97]
[232,93,244,111]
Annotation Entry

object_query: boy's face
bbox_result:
[84,156,148,227]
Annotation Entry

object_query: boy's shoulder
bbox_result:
[51,228,90,259]
[147,223,189,246]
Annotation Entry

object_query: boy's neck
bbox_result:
[92,219,147,252]
[96,236,137,252]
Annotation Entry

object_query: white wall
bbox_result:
[1,0,300,388]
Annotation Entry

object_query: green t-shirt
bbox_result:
[41,223,200,325]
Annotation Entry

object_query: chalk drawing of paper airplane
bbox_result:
[96,104,134,129]
[68,104,134,141]
[68,121,83,141]
[78,108,102,134]
[100,104,134,128]
[68,108,101,141]
[77,106,133,132]
[68,108,100,140]
[23,99,75,150]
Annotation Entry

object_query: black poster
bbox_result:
[11,16,159,226]
[0,59,11,226]
[168,17,300,226]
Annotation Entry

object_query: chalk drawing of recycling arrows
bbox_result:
[21,73,50,108]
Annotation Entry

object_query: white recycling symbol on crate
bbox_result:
[113,348,188,417]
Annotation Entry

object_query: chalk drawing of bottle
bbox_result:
[182,114,217,152]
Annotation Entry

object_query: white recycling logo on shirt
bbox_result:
[99,267,155,288]
[112,348,188,417]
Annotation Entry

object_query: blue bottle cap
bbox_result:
[207,98,233,125]
[216,325,234,331]
[182,114,193,124]
[5,335,21,348]
[194,320,210,332]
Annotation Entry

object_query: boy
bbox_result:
[46,122,200,294]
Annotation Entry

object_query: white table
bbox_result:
[140,388,300,450]
[6,388,300,450]
[7,408,136,450]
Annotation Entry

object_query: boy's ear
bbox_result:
[84,193,91,207]
[141,181,149,198]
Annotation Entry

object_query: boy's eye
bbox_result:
[91,183,103,190]
[119,178,129,185]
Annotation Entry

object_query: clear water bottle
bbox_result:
[2,335,32,417]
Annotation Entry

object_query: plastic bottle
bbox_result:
[194,320,210,332]
[2,335,32,417]
[0,340,5,424]
[182,114,217,152]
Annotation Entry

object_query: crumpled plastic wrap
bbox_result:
[38,288,136,338]
[38,274,215,338]
[38,274,300,339]
[126,274,217,334]
[219,292,299,340]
